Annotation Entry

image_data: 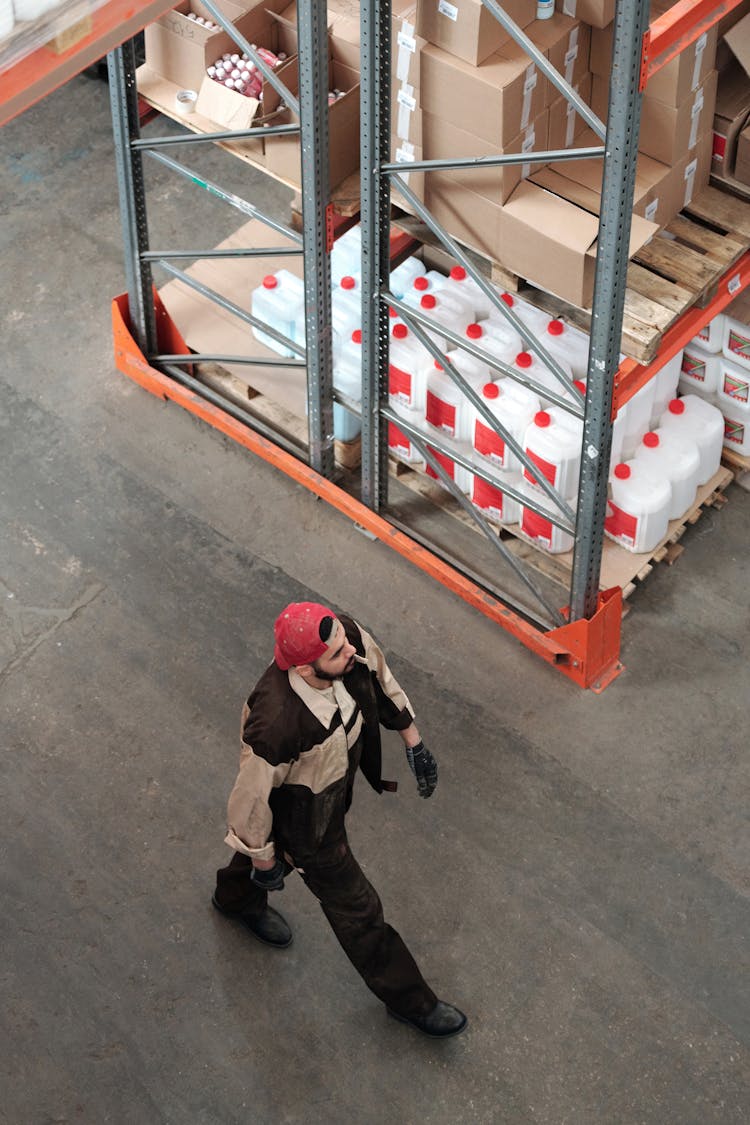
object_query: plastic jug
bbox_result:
[539,319,590,382]
[332,330,362,442]
[716,354,750,415]
[470,379,540,473]
[415,292,462,352]
[330,224,362,283]
[620,378,657,460]
[470,470,522,525]
[659,395,724,485]
[650,351,684,426]
[251,272,304,358]
[721,314,750,372]
[388,323,432,414]
[389,256,426,300]
[425,445,471,495]
[437,265,494,322]
[471,317,523,365]
[605,461,672,554]
[513,350,574,407]
[403,271,448,309]
[426,361,487,441]
[680,342,723,395]
[634,429,700,520]
[523,409,582,499]
[720,398,750,455]
[331,275,361,341]
[691,312,724,354]
[518,478,575,554]
[500,292,553,339]
[388,399,425,468]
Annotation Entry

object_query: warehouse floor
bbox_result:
[2,74,749,1125]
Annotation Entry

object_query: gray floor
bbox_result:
[1,74,749,1125]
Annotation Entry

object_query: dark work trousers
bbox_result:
[214,836,438,1020]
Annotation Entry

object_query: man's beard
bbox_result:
[312,655,356,680]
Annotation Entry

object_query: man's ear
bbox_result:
[295,663,315,682]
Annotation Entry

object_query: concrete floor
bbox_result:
[1,73,749,1125]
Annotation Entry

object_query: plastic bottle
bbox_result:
[680,341,723,396]
[720,398,750,455]
[388,398,425,468]
[716,353,750,416]
[389,256,426,300]
[522,409,582,499]
[470,379,540,473]
[425,444,472,495]
[539,319,590,383]
[437,265,493,322]
[332,329,362,442]
[649,351,684,426]
[469,318,523,366]
[691,312,725,354]
[251,272,304,358]
[605,461,672,554]
[518,478,575,554]
[619,378,657,460]
[330,224,362,283]
[633,429,700,520]
[331,275,361,342]
[470,470,522,525]
[512,350,574,407]
[426,361,487,441]
[500,292,553,339]
[388,323,432,414]
[402,271,448,310]
[659,396,724,485]
[721,313,750,372]
[416,292,465,352]
[536,0,555,18]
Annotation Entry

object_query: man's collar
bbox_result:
[288,668,338,727]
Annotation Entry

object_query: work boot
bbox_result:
[387,1000,468,1038]
[211,895,293,948]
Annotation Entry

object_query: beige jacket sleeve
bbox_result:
[224,741,291,862]
[357,623,415,724]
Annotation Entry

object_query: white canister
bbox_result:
[680,342,723,395]
[388,323,431,414]
[500,292,553,338]
[470,379,540,472]
[470,470,522,525]
[540,319,590,382]
[634,429,700,520]
[331,275,361,341]
[716,354,750,415]
[659,395,724,485]
[522,408,582,499]
[721,402,750,455]
[251,272,304,358]
[330,224,362,284]
[518,479,575,554]
[389,255,426,300]
[721,314,750,372]
[474,316,523,363]
[605,461,672,554]
[650,351,684,426]
[403,270,448,309]
[691,312,725,354]
[416,291,465,351]
[388,399,425,468]
[438,264,493,322]
[620,378,657,460]
[426,361,486,442]
[425,445,471,495]
[515,349,574,406]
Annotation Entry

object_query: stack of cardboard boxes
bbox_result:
[712,6,750,192]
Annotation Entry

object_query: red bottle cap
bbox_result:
[482,383,500,399]
[516,352,532,368]
[573,380,586,395]
[262,275,278,289]
[535,411,551,428]
[466,323,483,340]
[668,398,685,414]
[392,324,408,339]
[501,292,514,307]
[421,294,437,309]
[643,431,660,448]
[414,276,429,290]
[341,275,356,290]
[548,319,564,335]
[434,361,443,371]
[450,266,467,281]
[389,307,399,318]
[614,463,631,479]
[352,329,362,343]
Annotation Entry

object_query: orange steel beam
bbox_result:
[642,0,746,90]
[112,290,624,691]
[615,249,750,411]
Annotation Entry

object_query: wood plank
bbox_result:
[666,214,744,266]
[633,233,717,294]
[686,185,750,238]
[625,261,694,313]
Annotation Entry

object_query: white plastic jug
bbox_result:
[500,292,553,339]
[716,354,750,415]
[605,461,672,554]
[331,275,361,341]
[522,409,582,499]
[414,291,463,351]
[470,379,540,473]
[403,270,448,310]
[691,312,724,354]
[426,361,487,442]
[680,342,723,395]
[513,350,574,407]
[470,470,522,525]
[251,272,304,358]
[620,378,657,460]
[388,399,425,468]
[650,351,684,426]
[425,445,472,494]
[634,429,700,520]
[332,329,362,442]
[659,395,724,485]
[388,323,432,414]
[721,314,750,372]
[473,317,523,364]
[460,323,517,377]
[720,397,750,455]
[389,256,426,300]
[539,319,590,382]
[437,265,493,322]
[330,224,362,283]
[518,478,575,554]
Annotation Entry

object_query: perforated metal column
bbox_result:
[570,0,651,621]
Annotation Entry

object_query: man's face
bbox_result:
[311,622,357,680]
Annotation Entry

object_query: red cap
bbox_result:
[548,319,564,336]
[352,329,362,344]
[450,265,466,281]
[341,275,356,290]
[668,398,685,414]
[434,361,443,370]
[466,323,483,340]
[421,294,437,309]
[274,602,336,670]
[501,293,514,307]
[414,276,429,291]
[389,307,399,318]
[535,411,551,428]
[614,463,631,480]
[262,275,278,289]
[516,352,532,368]
[482,383,500,399]
[392,324,408,339]
[573,380,586,395]
[643,431,660,448]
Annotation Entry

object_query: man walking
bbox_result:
[213,601,467,1038]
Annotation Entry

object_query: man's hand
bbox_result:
[251,857,285,891]
[405,741,438,799]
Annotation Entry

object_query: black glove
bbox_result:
[250,858,285,891]
[405,741,438,799]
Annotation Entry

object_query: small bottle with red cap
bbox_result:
[633,427,701,519]
[250,270,305,358]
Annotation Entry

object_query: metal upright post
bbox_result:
[570,0,651,622]
[297,0,335,478]
[108,40,157,357]
[359,0,392,511]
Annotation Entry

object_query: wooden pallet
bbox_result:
[392,186,750,365]
[721,445,750,491]
[389,459,734,600]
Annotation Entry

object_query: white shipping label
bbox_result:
[691,32,707,91]
[396,24,417,84]
[438,0,458,21]
[521,67,537,129]
[565,44,578,85]
[396,144,415,186]
[562,0,577,15]
[688,88,704,150]
[728,273,742,295]
[683,157,698,205]
[396,88,416,140]
[565,102,576,148]
[397,86,416,112]
[521,130,535,180]
[645,199,659,223]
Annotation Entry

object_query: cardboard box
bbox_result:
[591,19,717,108]
[548,73,592,151]
[421,181,503,262]
[421,107,548,205]
[526,12,590,90]
[716,0,750,71]
[497,180,658,308]
[390,137,426,202]
[559,0,614,31]
[420,42,547,147]
[144,0,274,91]
[415,0,531,67]
[634,129,713,223]
[712,60,750,178]
[736,121,750,186]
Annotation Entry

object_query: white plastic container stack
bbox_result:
[659,396,724,484]
[438,264,493,321]
[403,271,447,309]
[634,429,700,519]
[716,354,750,416]
[333,329,362,442]
[331,275,361,342]
[330,224,362,284]
[389,256,426,300]
[251,272,304,357]
[679,341,722,398]
[691,312,725,353]
[426,361,486,441]
[388,399,425,468]
[518,478,575,553]
[650,351,684,425]
[388,323,431,414]
[416,292,464,351]
[470,470,522,524]
[500,292,553,339]
[470,380,540,472]
[425,445,471,494]
[512,350,574,407]
[620,378,657,459]
[472,318,523,364]
[523,409,582,498]
[721,314,750,372]
[605,461,672,553]
[538,319,590,382]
